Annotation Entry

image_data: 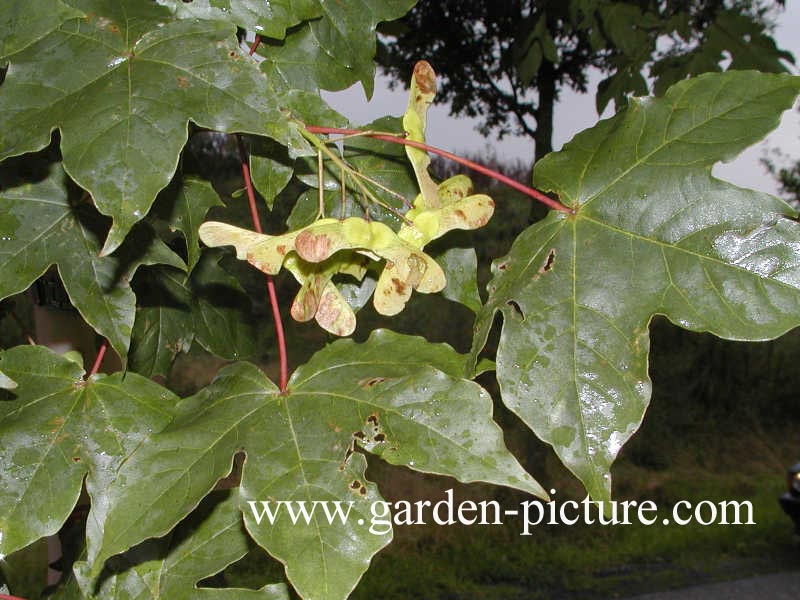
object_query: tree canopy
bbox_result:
[378,0,793,160]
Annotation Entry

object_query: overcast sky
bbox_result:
[322,2,800,197]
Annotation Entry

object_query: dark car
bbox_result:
[779,462,800,535]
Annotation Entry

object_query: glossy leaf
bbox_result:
[260,0,416,95]
[94,331,542,599]
[0,0,82,59]
[0,345,176,558]
[470,71,800,502]
[71,492,289,599]
[0,165,184,362]
[159,0,320,40]
[0,0,325,254]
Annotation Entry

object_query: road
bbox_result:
[627,571,800,599]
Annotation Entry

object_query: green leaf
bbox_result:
[129,253,259,377]
[0,345,176,558]
[0,369,16,389]
[129,266,194,378]
[249,141,295,212]
[0,164,184,362]
[434,246,482,314]
[651,10,792,98]
[159,0,321,40]
[470,71,800,502]
[0,0,82,60]
[599,4,651,60]
[705,10,793,73]
[156,178,224,271]
[0,0,323,255]
[290,117,417,230]
[94,331,542,599]
[71,492,289,599]
[191,250,260,360]
[260,0,416,95]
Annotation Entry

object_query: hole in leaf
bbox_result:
[540,249,556,273]
[506,300,524,319]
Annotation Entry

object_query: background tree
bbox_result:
[378,0,793,162]
[763,115,800,207]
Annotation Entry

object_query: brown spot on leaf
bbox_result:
[109,24,120,33]
[350,480,361,489]
[497,260,509,272]
[359,376,387,388]
[176,76,189,88]
[391,277,406,295]
[295,230,331,262]
[72,457,81,463]
[276,244,286,255]
[373,433,386,443]
[359,485,367,496]
[367,413,379,426]
[413,61,436,94]
[353,431,366,440]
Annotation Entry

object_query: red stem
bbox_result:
[248,35,261,56]
[236,137,289,393]
[0,594,29,600]
[305,126,574,215]
[87,340,108,378]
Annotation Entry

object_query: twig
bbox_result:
[304,125,574,215]
[236,137,289,393]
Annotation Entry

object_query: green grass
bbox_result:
[223,318,800,598]
[222,418,800,599]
